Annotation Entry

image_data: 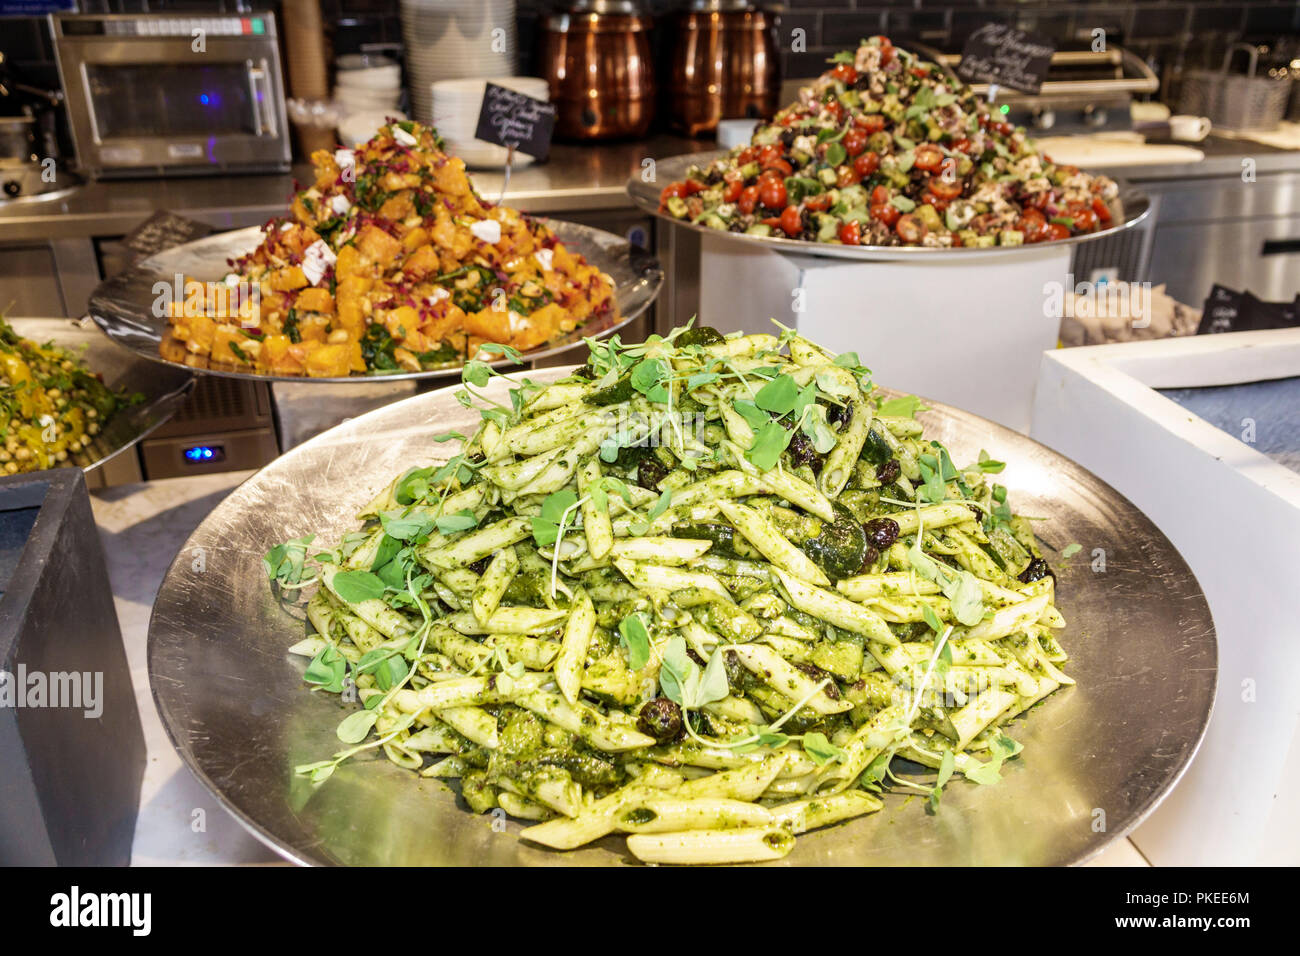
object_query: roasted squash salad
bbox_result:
[165,122,616,377]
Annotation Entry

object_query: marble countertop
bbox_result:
[91,470,1150,867]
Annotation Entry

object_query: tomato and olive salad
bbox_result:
[659,36,1119,248]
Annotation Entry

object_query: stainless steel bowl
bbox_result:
[628,149,1152,262]
[87,220,663,384]
[5,316,193,473]
[148,368,1216,866]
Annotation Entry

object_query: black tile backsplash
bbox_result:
[3,0,1296,105]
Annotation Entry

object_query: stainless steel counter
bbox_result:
[0,136,716,242]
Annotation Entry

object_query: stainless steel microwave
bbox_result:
[51,13,291,178]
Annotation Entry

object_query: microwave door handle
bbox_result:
[248,61,276,137]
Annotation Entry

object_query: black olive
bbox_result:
[637,698,685,743]
[779,128,796,147]
[686,648,706,668]
[826,401,853,430]
[636,457,670,491]
[875,458,901,485]
[863,517,900,551]
[854,74,872,91]
[704,169,724,185]
[676,325,725,348]
[1018,557,1054,583]
[859,544,880,573]
[467,556,490,575]
[968,504,984,522]
[787,430,823,474]
[794,662,840,700]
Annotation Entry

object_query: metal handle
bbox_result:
[1261,238,1300,256]
[1221,43,1261,78]
[247,60,277,137]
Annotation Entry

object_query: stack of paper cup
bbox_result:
[401,0,519,127]
[431,76,549,168]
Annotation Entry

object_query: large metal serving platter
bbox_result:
[86,220,662,384]
[628,150,1151,262]
[6,317,193,474]
[148,369,1215,866]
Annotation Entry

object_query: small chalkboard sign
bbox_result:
[1198,284,1300,334]
[474,83,557,162]
[122,211,214,264]
[956,24,1056,95]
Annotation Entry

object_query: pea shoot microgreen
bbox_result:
[618,612,652,669]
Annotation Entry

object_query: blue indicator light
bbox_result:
[184,446,217,462]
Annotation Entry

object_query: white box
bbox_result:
[1031,328,1300,865]
[700,235,1071,433]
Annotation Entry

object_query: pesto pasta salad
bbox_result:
[268,324,1072,864]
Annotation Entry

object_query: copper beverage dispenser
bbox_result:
[669,0,780,136]
[541,0,656,140]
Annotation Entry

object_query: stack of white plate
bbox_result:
[334,53,403,116]
[431,76,549,168]
[401,0,518,126]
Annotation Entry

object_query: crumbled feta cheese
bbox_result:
[508,310,527,333]
[534,248,554,271]
[301,240,337,286]
[793,135,816,154]
[330,194,351,215]
[279,221,294,231]
[391,125,417,147]
[333,148,355,170]
[224,273,241,287]
[470,219,502,244]
[426,288,450,307]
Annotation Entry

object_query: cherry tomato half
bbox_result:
[870,184,891,206]
[838,220,861,245]
[1092,197,1112,224]
[895,213,925,244]
[836,165,860,187]
[779,205,803,237]
[843,128,867,157]
[830,64,858,85]
[928,176,962,201]
[854,113,887,134]
[738,185,760,215]
[854,150,880,178]
[805,194,833,212]
[1044,222,1071,241]
[659,183,684,205]
[759,177,787,210]
[871,203,900,226]
[913,145,944,173]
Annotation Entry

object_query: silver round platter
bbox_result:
[627,149,1151,262]
[148,367,1215,866]
[5,316,194,474]
[86,220,663,384]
